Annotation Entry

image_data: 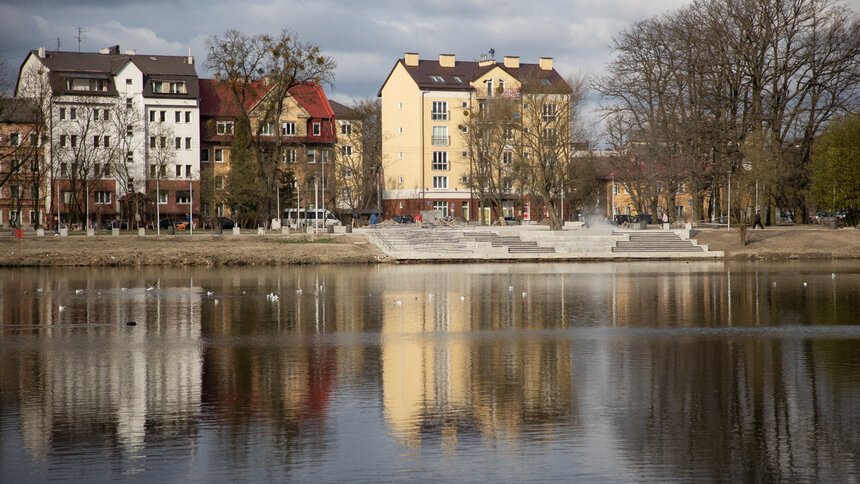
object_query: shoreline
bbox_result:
[1,226,858,267]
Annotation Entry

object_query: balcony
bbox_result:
[431,136,450,146]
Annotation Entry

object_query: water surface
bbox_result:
[1,262,859,482]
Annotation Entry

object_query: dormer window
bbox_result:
[65,78,107,92]
[312,122,321,136]
[151,81,186,94]
[429,75,445,83]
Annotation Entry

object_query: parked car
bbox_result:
[216,217,235,229]
[503,216,521,225]
[392,214,414,224]
[632,214,653,224]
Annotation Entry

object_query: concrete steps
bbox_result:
[612,231,704,253]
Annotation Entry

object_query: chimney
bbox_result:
[539,57,553,71]
[99,48,110,54]
[504,56,520,69]
[439,54,455,68]
[188,48,193,65]
[38,47,46,58]
[125,49,136,55]
[110,45,120,54]
[404,52,419,66]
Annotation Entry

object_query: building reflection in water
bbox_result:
[0,262,858,481]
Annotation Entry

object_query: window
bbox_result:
[175,165,181,177]
[60,135,67,147]
[215,176,224,189]
[103,109,109,121]
[93,136,99,148]
[9,132,20,146]
[433,200,448,216]
[214,149,223,162]
[159,191,168,204]
[398,152,403,159]
[307,149,316,163]
[503,151,513,164]
[282,122,295,136]
[175,137,181,150]
[503,126,514,140]
[126,151,133,163]
[93,109,100,121]
[70,108,77,120]
[160,111,166,122]
[542,103,557,122]
[429,75,444,83]
[342,145,353,157]
[454,77,463,84]
[128,178,134,192]
[217,121,234,135]
[160,136,166,148]
[260,122,273,135]
[185,137,192,150]
[398,176,403,184]
[150,165,156,178]
[312,122,321,136]
[201,148,210,163]
[461,175,469,184]
[59,107,66,120]
[462,151,469,158]
[185,111,191,123]
[431,101,448,121]
[70,135,77,147]
[432,151,448,170]
[185,165,191,178]
[503,176,513,191]
[460,125,468,134]
[127,124,133,136]
[175,111,181,123]
[398,102,403,110]
[543,127,556,141]
[340,122,352,136]
[95,191,111,204]
[150,111,156,122]
[284,149,296,163]
[432,126,448,146]
[498,78,505,92]
[487,79,494,97]
[126,98,132,109]
[103,136,110,148]
[151,81,186,94]
[398,127,403,134]
[150,136,156,148]
[432,175,448,189]
[126,78,132,86]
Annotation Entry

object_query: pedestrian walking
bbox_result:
[753,210,764,229]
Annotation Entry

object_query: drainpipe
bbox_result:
[421,90,426,214]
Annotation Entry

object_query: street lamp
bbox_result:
[727,170,731,231]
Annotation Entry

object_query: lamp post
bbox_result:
[727,170,731,231]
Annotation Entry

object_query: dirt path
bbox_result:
[0,233,387,267]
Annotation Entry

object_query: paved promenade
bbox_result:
[357,223,723,261]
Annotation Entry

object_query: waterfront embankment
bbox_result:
[0,225,858,267]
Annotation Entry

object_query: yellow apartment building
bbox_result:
[378,53,569,221]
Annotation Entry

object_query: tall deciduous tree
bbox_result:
[205,29,336,226]
[333,99,383,220]
[808,114,860,225]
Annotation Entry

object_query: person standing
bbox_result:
[661,211,669,229]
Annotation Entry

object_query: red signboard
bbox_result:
[14,229,24,239]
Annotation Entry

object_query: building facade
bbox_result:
[378,53,570,221]
[198,79,336,225]
[16,45,200,229]
[0,98,45,228]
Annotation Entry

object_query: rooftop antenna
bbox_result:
[56,38,61,50]
[76,27,88,52]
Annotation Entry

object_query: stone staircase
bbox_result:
[611,231,705,253]
[465,232,556,254]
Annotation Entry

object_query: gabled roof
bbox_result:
[291,83,334,119]
[199,79,334,119]
[23,47,199,98]
[378,56,571,96]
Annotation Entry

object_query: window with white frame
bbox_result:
[158,192,168,204]
[175,137,181,150]
[432,126,448,146]
[432,151,448,170]
[307,149,316,163]
[542,103,557,121]
[95,191,111,204]
[431,101,448,120]
[215,149,223,162]
[260,122,274,135]
[312,122,321,136]
[185,111,191,123]
[217,121,234,135]
[543,127,556,141]
[432,201,448,216]
[175,164,181,177]
[185,137,192,150]
[432,175,448,189]
[282,122,296,136]
[342,145,353,157]
[284,148,296,163]
[176,191,191,204]
[503,151,513,164]
[175,111,181,123]
[340,122,352,136]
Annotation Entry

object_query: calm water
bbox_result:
[1,262,859,482]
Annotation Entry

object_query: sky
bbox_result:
[2,0,859,131]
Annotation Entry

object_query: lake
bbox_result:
[1,262,859,482]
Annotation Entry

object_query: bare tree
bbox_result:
[147,122,176,234]
[333,98,383,221]
[205,29,336,226]
[109,98,144,228]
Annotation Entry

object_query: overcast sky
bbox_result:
[2,0,859,129]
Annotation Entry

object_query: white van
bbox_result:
[284,208,341,227]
